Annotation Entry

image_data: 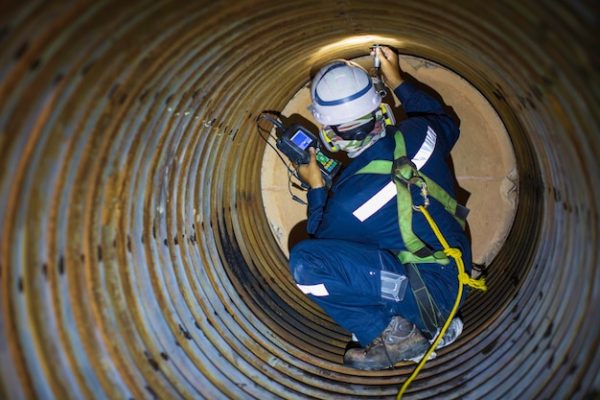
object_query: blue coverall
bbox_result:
[289,81,472,347]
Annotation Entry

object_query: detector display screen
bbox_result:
[290,129,313,150]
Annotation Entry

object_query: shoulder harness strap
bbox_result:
[355,129,469,264]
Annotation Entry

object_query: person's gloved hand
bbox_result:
[295,147,324,189]
[375,46,404,90]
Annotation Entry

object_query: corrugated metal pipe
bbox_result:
[0,1,598,399]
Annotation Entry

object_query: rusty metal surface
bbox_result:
[0,0,598,399]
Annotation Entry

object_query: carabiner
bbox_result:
[408,177,430,211]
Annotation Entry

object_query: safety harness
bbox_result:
[356,128,469,265]
[354,127,487,398]
[355,127,485,337]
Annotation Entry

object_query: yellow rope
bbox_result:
[396,206,487,399]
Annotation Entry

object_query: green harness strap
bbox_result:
[355,130,469,265]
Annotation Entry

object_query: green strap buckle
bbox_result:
[392,156,418,184]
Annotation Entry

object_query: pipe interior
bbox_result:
[0,1,598,399]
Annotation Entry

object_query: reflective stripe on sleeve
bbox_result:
[296,283,329,296]
[352,126,437,222]
[411,126,437,170]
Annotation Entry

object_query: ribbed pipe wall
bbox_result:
[0,1,598,399]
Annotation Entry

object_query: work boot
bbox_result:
[435,317,463,349]
[405,317,465,362]
[343,316,429,370]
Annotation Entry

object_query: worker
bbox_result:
[289,46,472,370]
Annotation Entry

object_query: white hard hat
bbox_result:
[309,60,382,126]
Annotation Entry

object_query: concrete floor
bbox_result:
[261,55,517,268]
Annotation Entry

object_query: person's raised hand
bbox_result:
[375,46,404,90]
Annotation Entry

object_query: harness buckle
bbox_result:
[392,156,418,185]
[392,157,430,210]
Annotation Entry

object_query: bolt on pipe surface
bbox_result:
[0,1,599,399]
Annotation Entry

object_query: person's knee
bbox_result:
[289,240,321,284]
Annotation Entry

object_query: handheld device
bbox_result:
[372,44,382,68]
[276,124,341,188]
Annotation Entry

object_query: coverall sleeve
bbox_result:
[306,187,328,234]
[394,81,460,152]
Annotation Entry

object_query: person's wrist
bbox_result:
[307,175,325,189]
[310,180,325,189]
[388,76,403,90]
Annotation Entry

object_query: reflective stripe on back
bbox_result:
[352,126,438,222]
[353,181,396,222]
